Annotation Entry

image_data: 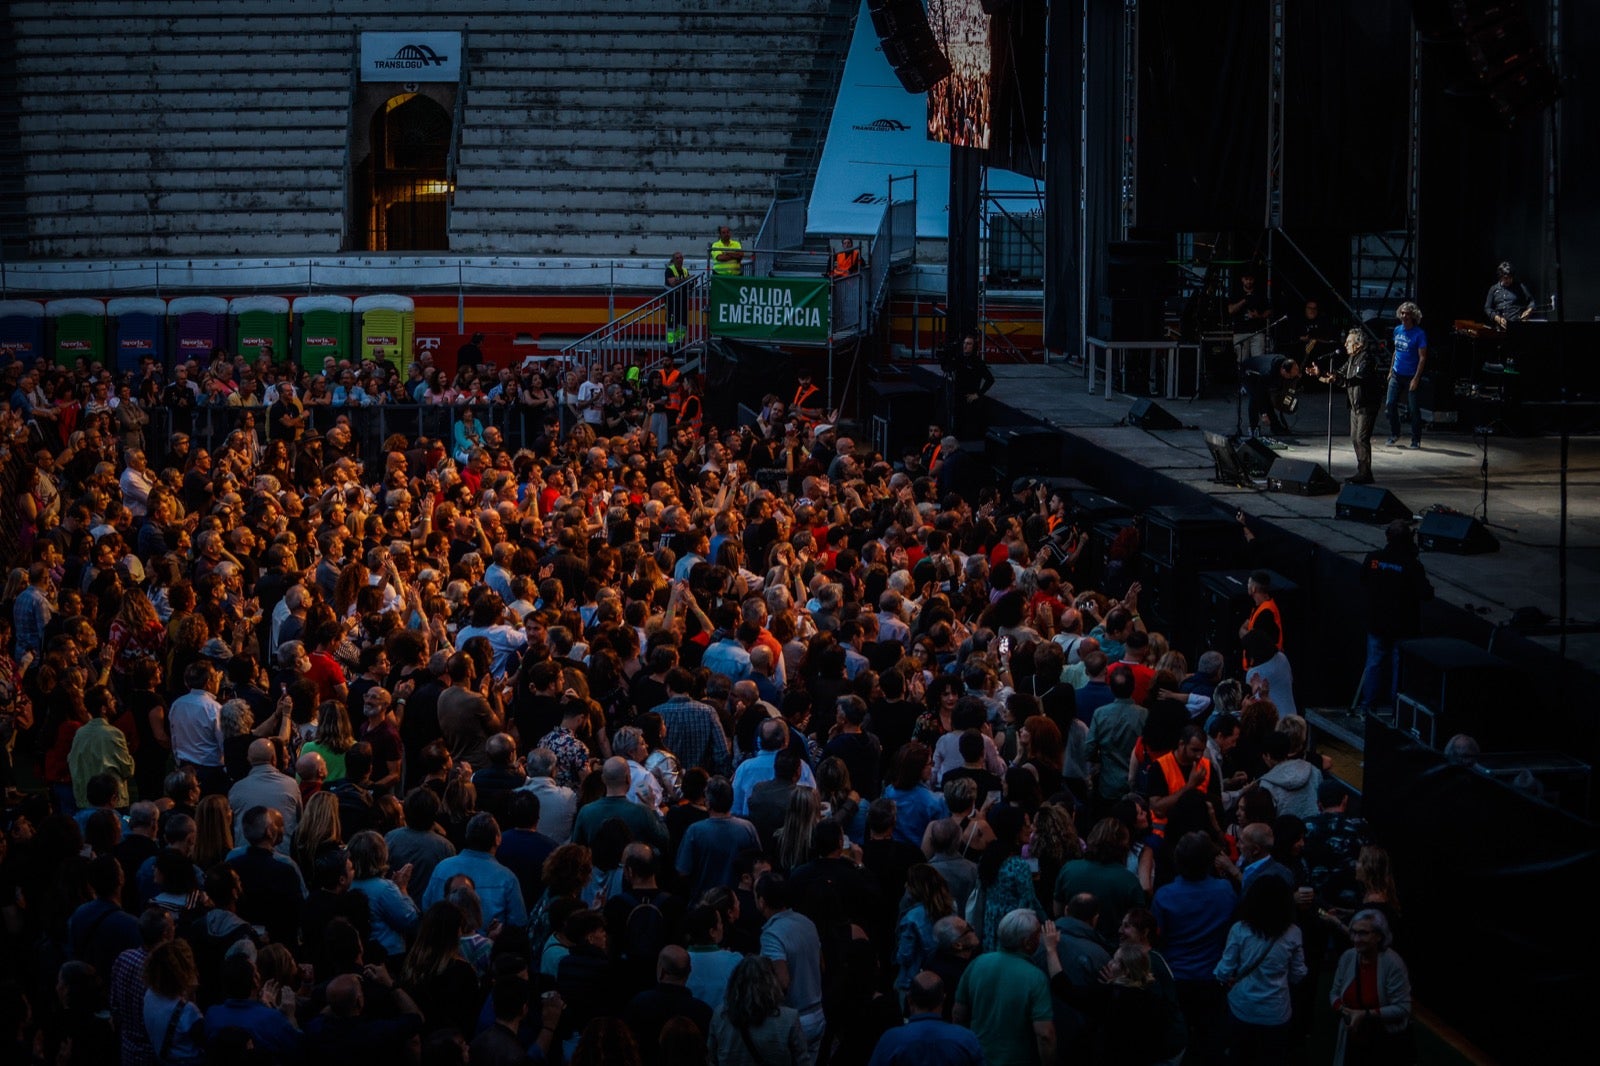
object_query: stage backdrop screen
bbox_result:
[926,0,992,149]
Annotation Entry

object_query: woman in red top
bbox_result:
[1330,909,1412,1065]
[42,684,89,813]
[107,590,166,695]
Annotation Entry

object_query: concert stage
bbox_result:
[974,362,1600,709]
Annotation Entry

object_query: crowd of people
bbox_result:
[0,344,1416,1066]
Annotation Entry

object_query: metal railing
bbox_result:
[558,271,709,372]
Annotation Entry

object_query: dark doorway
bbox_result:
[353,93,452,251]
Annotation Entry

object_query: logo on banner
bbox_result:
[241,336,270,346]
[304,337,337,347]
[120,338,153,350]
[366,336,398,346]
[415,336,442,351]
[180,338,211,350]
[0,341,33,354]
[60,340,90,351]
[853,192,888,205]
[852,118,909,132]
[374,43,449,70]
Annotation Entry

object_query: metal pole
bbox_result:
[827,336,835,415]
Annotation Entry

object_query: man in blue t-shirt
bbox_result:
[1386,301,1429,449]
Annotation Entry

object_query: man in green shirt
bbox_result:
[68,703,135,809]
[571,757,669,850]
[953,908,1057,1066]
[1086,664,1147,801]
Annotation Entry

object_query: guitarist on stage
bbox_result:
[1484,261,1536,331]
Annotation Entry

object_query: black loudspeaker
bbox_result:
[1267,458,1340,496]
[1417,510,1500,554]
[1097,296,1164,342]
[1106,240,1176,298]
[868,0,952,93]
[1336,483,1412,524]
[985,426,1060,483]
[1127,398,1181,430]
[866,379,934,456]
[1235,437,1277,477]
[1197,569,1301,662]
[1397,637,1522,749]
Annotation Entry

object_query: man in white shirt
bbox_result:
[118,449,155,518]
[577,366,605,426]
[167,660,227,794]
[454,593,529,679]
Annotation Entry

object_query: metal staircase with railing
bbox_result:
[562,172,916,370]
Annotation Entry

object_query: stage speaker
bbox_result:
[1267,458,1339,497]
[1106,240,1176,298]
[1397,637,1522,749]
[1235,437,1277,478]
[1097,296,1164,342]
[1127,398,1181,430]
[1197,569,1301,662]
[1336,483,1412,524]
[985,426,1060,483]
[867,379,935,457]
[1142,505,1244,570]
[868,0,952,94]
[1417,510,1500,554]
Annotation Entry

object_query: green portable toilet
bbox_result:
[229,296,290,362]
[46,298,107,369]
[354,294,416,378]
[292,295,353,372]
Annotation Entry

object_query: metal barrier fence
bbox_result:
[146,400,576,467]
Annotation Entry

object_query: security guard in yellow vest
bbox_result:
[664,251,691,346]
[710,225,745,276]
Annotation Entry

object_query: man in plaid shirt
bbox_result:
[652,667,731,777]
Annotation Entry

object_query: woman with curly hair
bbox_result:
[894,863,955,996]
[527,843,593,964]
[107,589,166,693]
[709,955,809,1066]
[1029,801,1082,911]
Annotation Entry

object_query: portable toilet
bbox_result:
[167,296,230,368]
[0,300,45,365]
[229,295,290,362]
[292,295,353,372]
[354,294,415,377]
[45,298,107,369]
[108,297,168,374]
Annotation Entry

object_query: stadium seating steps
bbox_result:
[7,0,855,261]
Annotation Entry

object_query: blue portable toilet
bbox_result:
[0,301,46,366]
[108,297,168,374]
[167,296,229,368]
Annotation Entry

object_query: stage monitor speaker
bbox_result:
[1336,483,1412,524]
[1417,510,1500,554]
[1142,505,1244,570]
[1065,489,1133,524]
[868,0,952,94]
[1235,437,1277,478]
[1268,458,1340,497]
[985,426,1059,483]
[1128,398,1182,431]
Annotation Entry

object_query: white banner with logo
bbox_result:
[807,2,1035,239]
[360,31,462,82]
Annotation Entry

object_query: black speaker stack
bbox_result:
[1196,569,1300,665]
[868,0,952,94]
[1138,505,1247,634]
[1396,637,1522,750]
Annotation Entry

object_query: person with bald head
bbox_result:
[296,750,328,804]
[571,756,669,850]
[304,964,426,1062]
[1239,821,1294,893]
[625,944,713,1062]
[869,970,985,1065]
[228,736,303,851]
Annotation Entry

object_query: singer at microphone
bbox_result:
[1314,328,1384,484]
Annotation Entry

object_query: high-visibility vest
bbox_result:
[830,248,861,277]
[793,382,819,410]
[1152,752,1211,836]
[666,262,689,283]
[1246,598,1284,647]
[710,239,743,275]
[678,394,703,432]
[921,441,941,470]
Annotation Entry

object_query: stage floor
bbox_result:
[985,363,1600,670]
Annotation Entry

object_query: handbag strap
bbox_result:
[1231,934,1282,985]
[157,999,186,1064]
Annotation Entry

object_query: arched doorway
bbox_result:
[353,93,453,251]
